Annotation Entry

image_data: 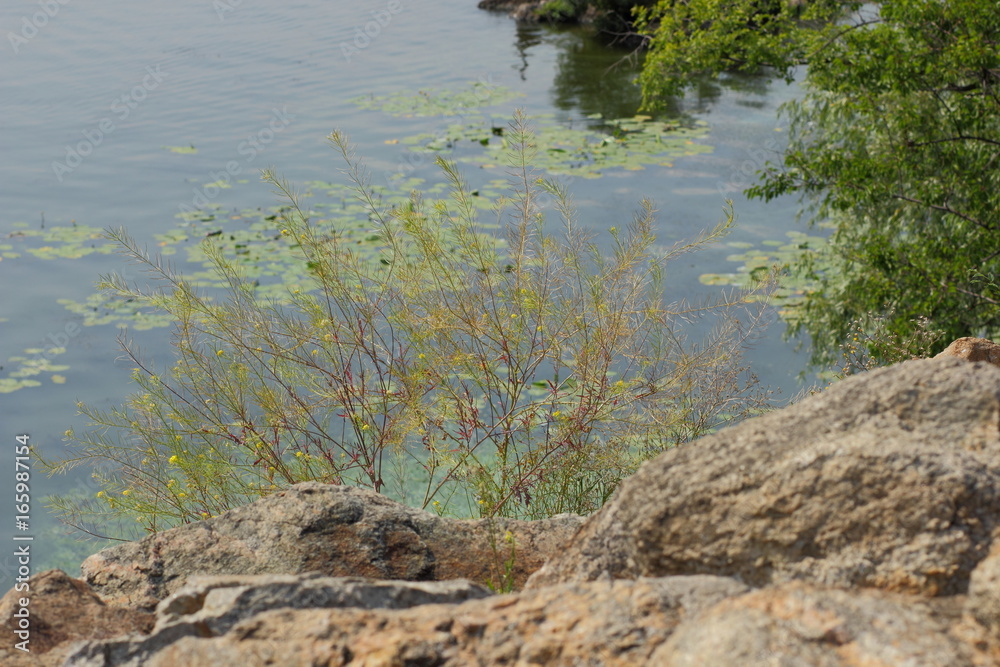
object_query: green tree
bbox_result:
[636,0,1000,364]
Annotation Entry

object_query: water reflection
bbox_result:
[518,21,776,121]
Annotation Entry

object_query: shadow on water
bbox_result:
[515,20,775,122]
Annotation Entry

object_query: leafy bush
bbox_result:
[47,112,772,538]
[535,0,589,23]
[829,311,945,380]
[634,0,1000,364]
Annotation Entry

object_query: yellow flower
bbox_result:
[178,492,187,498]
[169,455,179,465]
[281,229,290,235]
[122,489,131,496]
[360,423,370,431]
[295,451,304,458]
[96,491,105,499]
[167,479,176,488]
[552,410,561,418]
[614,380,624,388]
[216,349,224,357]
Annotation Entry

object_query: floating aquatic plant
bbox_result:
[3,83,720,392]
[699,230,830,322]
[350,81,522,117]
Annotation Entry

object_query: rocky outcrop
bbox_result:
[478,0,546,21]
[81,483,583,609]
[968,542,1000,630]
[526,356,1000,594]
[478,0,597,23]
[65,575,495,667]
[936,336,1000,366]
[66,574,749,666]
[0,570,153,667]
[651,582,975,666]
[9,353,1000,664]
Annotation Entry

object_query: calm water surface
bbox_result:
[0,0,814,574]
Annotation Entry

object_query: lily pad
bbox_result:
[0,378,42,393]
[699,230,832,323]
[0,346,72,393]
[6,223,116,260]
[56,294,177,330]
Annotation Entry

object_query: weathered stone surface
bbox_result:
[12,356,1000,664]
[527,358,1000,594]
[968,542,1000,631]
[935,336,1000,366]
[66,575,493,667]
[652,582,974,666]
[0,569,153,667]
[153,573,491,634]
[82,483,582,609]
[66,575,750,667]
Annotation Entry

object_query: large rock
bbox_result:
[12,355,1000,664]
[0,570,153,667]
[968,542,1000,630]
[82,483,582,609]
[527,357,1000,594]
[66,575,750,666]
[935,336,1000,367]
[652,582,973,666]
[151,573,492,636]
[66,575,494,667]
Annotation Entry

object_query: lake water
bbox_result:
[0,0,816,576]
